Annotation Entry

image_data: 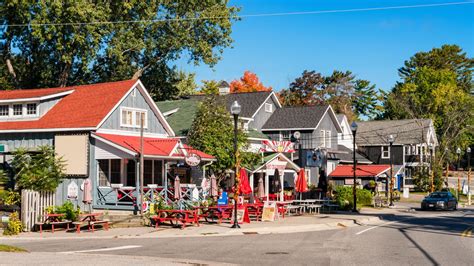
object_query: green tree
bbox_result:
[279,70,383,120]
[187,96,248,178]
[175,70,198,97]
[200,80,221,95]
[11,146,66,192]
[1,1,238,100]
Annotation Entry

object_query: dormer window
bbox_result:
[13,104,23,116]
[27,103,37,115]
[0,105,8,116]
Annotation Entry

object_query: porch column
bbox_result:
[250,174,254,192]
[280,173,284,202]
[265,171,269,201]
[164,162,169,201]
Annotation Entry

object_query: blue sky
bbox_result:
[178,0,473,92]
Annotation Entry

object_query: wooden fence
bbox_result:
[21,190,55,232]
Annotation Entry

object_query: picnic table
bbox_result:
[73,213,109,233]
[151,209,199,229]
[245,203,264,221]
[35,213,70,234]
[197,205,234,224]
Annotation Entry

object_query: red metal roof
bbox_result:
[94,133,214,160]
[0,80,137,131]
[329,165,390,178]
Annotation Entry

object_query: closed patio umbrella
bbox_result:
[210,174,218,197]
[239,169,252,195]
[174,176,181,200]
[257,176,265,199]
[295,169,308,200]
[82,179,92,213]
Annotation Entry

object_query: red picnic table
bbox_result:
[244,203,264,221]
[197,205,235,224]
[35,213,70,234]
[151,209,199,229]
[73,213,110,233]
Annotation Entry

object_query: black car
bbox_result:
[421,191,457,210]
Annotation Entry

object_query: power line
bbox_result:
[2,1,472,28]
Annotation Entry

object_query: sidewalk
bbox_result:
[1,211,382,241]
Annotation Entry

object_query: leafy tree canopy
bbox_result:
[0,1,238,100]
[230,71,272,93]
[279,70,383,121]
[187,96,250,176]
[200,80,221,95]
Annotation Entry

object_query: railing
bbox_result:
[405,155,421,164]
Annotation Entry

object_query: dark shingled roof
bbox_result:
[189,91,273,118]
[261,105,329,130]
[356,119,434,145]
[329,145,373,164]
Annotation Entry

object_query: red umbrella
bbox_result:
[295,169,308,193]
[239,168,252,195]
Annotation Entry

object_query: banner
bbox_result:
[261,140,295,153]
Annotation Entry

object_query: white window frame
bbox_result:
[325,130,331,148]
[381,146,390,159]
[0,105,9,117]
[264,103,273,113]
[120,107,148,128]
[12,104,23,116]
[0,102,39,119]
[25,103,39,117]
[319,130,325,148]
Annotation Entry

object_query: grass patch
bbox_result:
[0,244,27,253]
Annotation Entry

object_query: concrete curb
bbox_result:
[0,216,382,241]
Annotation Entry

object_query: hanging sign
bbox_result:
[260,140,295,153]
[67,181,79,199]
[185,153,201,166]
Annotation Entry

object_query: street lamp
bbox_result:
[467,147,472,205]
[230,101,241,229]
[388,135,394,207]
[456,147,461,170]
[429,143,434,193]
[350,121,358,212]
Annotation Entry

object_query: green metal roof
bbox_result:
[156,99,200,136]
[247,130,269,140]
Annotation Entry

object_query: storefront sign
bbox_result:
[185,153,201,166]
[67,181,79,199]
[261,140,295,153]
[261,201,277,221]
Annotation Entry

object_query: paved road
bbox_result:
[3,208,473,265]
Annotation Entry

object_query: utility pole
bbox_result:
[467,147,471,205]
[139,113,145,216]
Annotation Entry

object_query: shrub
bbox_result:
[0,190,20,206]
[11,146,66,192]
[3,212,22,236]
[334,186,374,210]
[46,201,80,221]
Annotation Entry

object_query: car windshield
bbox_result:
[428,193,448,198]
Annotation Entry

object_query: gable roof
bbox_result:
[156,98,200,136]
[262,105,333,130]
[329,164,390,178]
[356,119,437,146]
[328,145,373,164]
[245,152,300,173]
[189,91,276,118]
[0,80,175,136]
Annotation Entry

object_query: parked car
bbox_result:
[421,192,457,210]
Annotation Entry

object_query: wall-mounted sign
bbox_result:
[67,181,79,199]
[185,153,201,166]
[260,140,295,153]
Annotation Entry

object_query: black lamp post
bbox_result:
[231,100,241,229]
[456,147,461,170]
[350,121,358,212]
[388,135,394,207]
[429,143,434,193]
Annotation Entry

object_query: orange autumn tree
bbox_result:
[230,71,272,93]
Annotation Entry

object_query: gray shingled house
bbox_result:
[356,119,438,189]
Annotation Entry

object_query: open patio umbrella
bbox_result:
[295,169,308,200]
[210,174,218,198]
[174,176,181,200]
[82,179,93,213]
[239,169,252,195]
[257,176,265,199]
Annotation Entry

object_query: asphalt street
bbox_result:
[3,208,473,265]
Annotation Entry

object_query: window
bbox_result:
[381,146,390,159]
[26,103,37,115]
[13,104,22,116]
[320,130,325,147]
[265,103,273,113]
[281,131,290,141]
[98,160,110,186]
[120,108,147,128]
[325,130,331,148]
[98,159,121,186]
[0,105,8,116]
[110,159,121,184]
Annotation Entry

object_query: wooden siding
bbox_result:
[358,145,404,165]
[314,112,339,150]
[250,96,278,131]
[39,96,63,117]
[95,139,133,159]
[0,132,54,151]
[100,88,167,135]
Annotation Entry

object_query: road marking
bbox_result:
[59,245,142,254]
[461,227,472,237]
[356,220,400,235]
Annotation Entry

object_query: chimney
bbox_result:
[218,80,230,95]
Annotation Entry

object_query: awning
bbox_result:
[329,165,390,178]
[92,133,215,161]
